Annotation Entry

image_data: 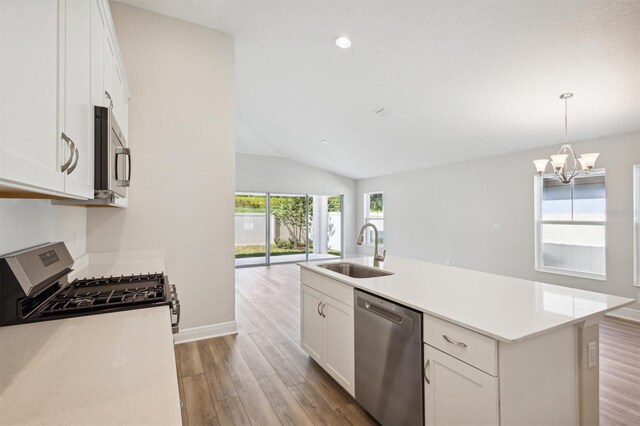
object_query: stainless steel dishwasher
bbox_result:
[354,289,423,425]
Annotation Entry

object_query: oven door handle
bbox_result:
[171,292,180,334]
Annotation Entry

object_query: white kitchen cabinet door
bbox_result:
[0,0,64,192]
[90,0,106,108]
[301,285,325,364]
[323,296,355,396]
[61,0,93,198]
[424,344,499,426]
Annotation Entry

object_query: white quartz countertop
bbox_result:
[299,256,635,343]
[0,307,182,425]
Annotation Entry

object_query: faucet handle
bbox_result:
[376,249,387,262]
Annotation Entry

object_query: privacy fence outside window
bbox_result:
[534,171,606,280]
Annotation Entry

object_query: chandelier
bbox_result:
[533,93,599,184]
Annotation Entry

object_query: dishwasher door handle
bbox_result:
[364,302,403,323]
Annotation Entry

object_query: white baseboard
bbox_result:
[173,321,238,344]
[606,307,640,323]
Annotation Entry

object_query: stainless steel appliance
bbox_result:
[95,105,130,199]
[355,289,423,425]
[0,242,179,333]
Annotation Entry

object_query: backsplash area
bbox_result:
[0,200,87,259]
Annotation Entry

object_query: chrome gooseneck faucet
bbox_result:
[357,223,386,266]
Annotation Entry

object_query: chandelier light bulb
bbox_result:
[550,154,568,170]
[533,159,549,175]
[579,153,599,170]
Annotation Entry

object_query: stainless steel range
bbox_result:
[0,242,180,333]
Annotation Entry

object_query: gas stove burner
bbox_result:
[70,297,95,308]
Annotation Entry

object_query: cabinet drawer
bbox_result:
[300,268,353,307]
[423,314,497,376]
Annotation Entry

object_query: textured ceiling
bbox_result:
[116,0,640,179]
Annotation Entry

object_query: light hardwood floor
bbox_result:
[175,264,640,426]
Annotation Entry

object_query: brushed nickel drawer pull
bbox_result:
[443,334,467,348]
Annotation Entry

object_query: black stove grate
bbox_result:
[36,273,167,317]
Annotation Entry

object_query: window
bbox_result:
[364,192,384,246]
[534,171,606,280]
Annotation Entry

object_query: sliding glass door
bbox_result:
[234,193,343,267]
[235,193,268,266]
[270,194,309,264]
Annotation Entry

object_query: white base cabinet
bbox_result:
[424,344,499,426]
[300,270,355,396]
[423,313,580,426]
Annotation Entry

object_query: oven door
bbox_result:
[108,111,130,198]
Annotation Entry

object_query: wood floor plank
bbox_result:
[199,338,226,365]
[237,382,283,426]
[600,317,640,426]
[182,373,219,426]
[240,346,277,379]
[276,340,353,410]
[203,361,239,402]
[222,347,260,393]
[288,381,346,426]
[177,341,205,377]
[214,396,252,426]
[250,331,306,386]
[335,403,378,426]
[257,374,314,426]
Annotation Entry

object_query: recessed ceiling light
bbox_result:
[321,139,329,144]
[335,36,351,49]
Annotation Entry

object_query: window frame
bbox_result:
[534,170,607,281]
[363,191,384,247]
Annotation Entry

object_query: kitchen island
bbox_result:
[298,255,635,425]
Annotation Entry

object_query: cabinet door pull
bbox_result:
[320,303,326,318]
[105,90,113,110]
[67,145,79,174]
[317,301,322,317]
[423,359,430,384]
[442,334,467,348]
[60,133,75,173]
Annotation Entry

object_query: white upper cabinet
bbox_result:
[91,0,106,108]
[0,0,128,199]
[0,0,64,192]
[61,0,93,198]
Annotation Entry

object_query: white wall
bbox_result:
[0,200,87,260]
[357,132,640,312]
[236,153,357,254]
[87,3,236,330]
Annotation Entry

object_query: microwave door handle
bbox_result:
[125,149,131,186]
[114,147,130,186]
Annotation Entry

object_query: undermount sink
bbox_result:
[318,262,394,279]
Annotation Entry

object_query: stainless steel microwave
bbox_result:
[94,106,130,198]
